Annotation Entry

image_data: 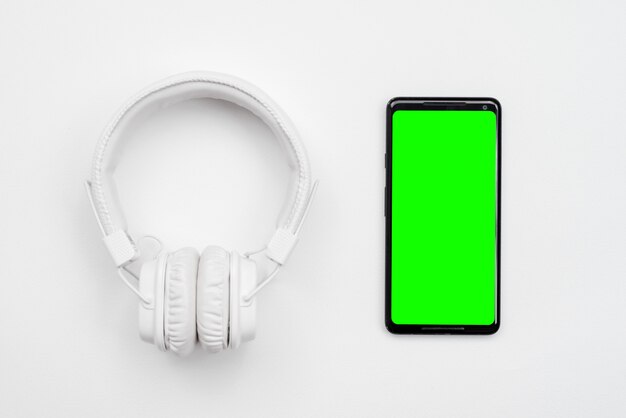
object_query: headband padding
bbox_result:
[197,246,230,353]
[164,248,198,356]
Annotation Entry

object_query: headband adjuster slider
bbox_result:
[103,230,138,267]
[266,228,298,265]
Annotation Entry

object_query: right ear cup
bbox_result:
[229,251,258,350]
[196,246,230,352]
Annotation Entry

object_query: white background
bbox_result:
[1,1,625,417]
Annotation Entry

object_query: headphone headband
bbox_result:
[87,72,314,267]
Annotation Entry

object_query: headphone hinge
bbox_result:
[266,228,298,265]
[103,230,138,267]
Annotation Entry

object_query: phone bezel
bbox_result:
[385,97,501,335]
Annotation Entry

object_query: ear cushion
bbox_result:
[197,246,230,352]
[164,248,199,357]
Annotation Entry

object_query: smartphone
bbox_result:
[385,98,501,334]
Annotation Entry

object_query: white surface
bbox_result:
[0,1,625,417]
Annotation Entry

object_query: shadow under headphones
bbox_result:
[85,72,317,357]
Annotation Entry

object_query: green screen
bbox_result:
[391,110,497,325]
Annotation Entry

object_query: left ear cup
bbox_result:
[164,248,199,356]
[139,251,169,351]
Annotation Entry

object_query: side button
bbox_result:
[384,187,387,217]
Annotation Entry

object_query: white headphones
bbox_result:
[86,72,317,356]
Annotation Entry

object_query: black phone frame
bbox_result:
[385,97,501,335]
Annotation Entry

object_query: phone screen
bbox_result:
[387,100,500,333]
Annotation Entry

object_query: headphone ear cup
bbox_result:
[138,252,168,351]
[229,251,257,350]
[197,246,230,352]
[164,248,199,356]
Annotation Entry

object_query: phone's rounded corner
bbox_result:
[484,320,500,335]
[484,97,502,112]
[387,97,404,112]
[385,316,401,335]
